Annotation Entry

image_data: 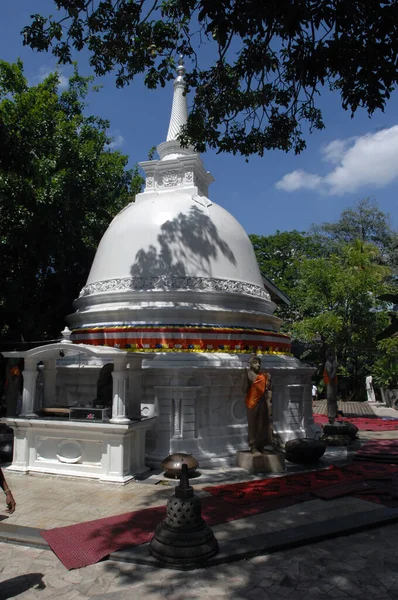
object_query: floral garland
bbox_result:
[96,343,292,356]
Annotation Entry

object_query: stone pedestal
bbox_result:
[236,450,285,474]
[4,417,155,482]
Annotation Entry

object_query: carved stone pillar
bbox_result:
[20,358,38,418]
[110,358,130,424]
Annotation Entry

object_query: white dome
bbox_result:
[67,61,290,355]
[86,192,264,289]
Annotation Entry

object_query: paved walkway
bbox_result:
[0,401,398,599]
[313,399,398,417]
[2,519,398,599]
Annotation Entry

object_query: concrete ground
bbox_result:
[0,401,397,599]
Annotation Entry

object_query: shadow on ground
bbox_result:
[0,572,45,599]
[89,522,398,599]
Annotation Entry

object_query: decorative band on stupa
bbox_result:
[79,276,270,301]
[71,324,291,354]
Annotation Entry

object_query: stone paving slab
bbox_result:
[314,400,377,416]
[112,506,398,569]
[0,487,387,577]
[0,523,48,550]
[0,447,348,531]
[3,521,398,599]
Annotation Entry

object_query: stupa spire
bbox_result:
[139,54,214,196]
[166,56,188,142]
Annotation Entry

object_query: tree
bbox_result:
[312,197,398,271]
[373,337,398,391]
[0,60,143,344]
[290,240,391,398]
[23,1,398,157]
[377,292,398,340]
[250,230,323,296]
[250,230,324,325]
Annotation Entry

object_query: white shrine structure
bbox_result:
[3,59,317,483]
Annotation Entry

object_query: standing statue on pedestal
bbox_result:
[243,355,273,455]
[324,350,338,424]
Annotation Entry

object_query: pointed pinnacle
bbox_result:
[180,462,189,488]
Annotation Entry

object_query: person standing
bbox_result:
[312,384,318,402]
[0,467,16,514]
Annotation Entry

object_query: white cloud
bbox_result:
[275,170,321,192]
[35,66,68,89]
[321,138,356,165]
[107,134,124,149]
[275,125,398,195]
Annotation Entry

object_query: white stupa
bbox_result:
[66,57,317,467]
[3,59,317,481]
[69,58,288,354]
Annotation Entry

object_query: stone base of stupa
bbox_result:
[141,352,320,469]
[236,450,285,474]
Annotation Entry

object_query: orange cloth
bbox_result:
[245,373,268,409]
[5,366,21,389]
[323,368,337,386]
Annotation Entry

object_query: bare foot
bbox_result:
[250,448,262,456]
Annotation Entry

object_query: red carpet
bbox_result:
[203,462,398,505]
[41,504,166,570]
[41,462,398,570]
[355,440,398,463]
[312,480,374,499]
[313,414,398,431]
[40,494,310,570]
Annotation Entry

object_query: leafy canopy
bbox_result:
[312,197,398,270]
[23,1,398,157]
[250,230,323,296]
[0,60,142,344]
[250,200,398,395]
[373,337,398,389]
[291,241,390,348]
[291,240,391,395]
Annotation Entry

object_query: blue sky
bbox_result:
[1,1,398,236]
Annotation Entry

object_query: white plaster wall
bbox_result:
[138,353,318,468]
[5,418,154,483]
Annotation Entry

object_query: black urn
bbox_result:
[285,438,327,465]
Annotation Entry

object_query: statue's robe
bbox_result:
[245,373,272,451]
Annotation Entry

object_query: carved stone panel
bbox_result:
[80,276,270,300]
[158,170,182,188]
